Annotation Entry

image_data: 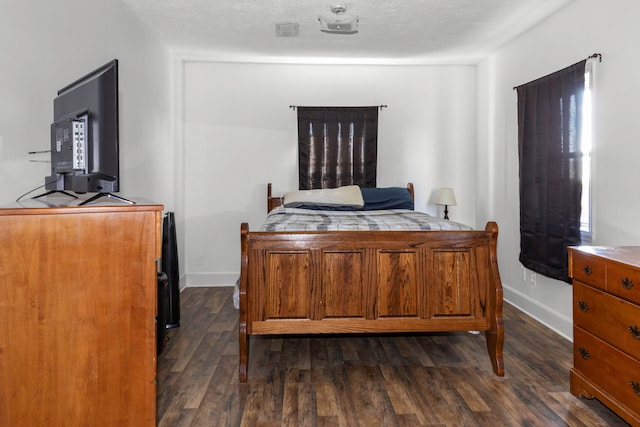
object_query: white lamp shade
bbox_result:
[436,188,457,206]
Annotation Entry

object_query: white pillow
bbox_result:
[283,185,364,208]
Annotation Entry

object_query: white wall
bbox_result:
[477,0,640,339]
[182,61,477,286]
[0,0,174,210]
[5,0,634,339]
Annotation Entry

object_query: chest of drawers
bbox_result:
[0,203,163,426]
[568,246,640,426]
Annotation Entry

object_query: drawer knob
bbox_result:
[632,381,640,397]
[620,277,634,290]
[578,346,590,359]
[629,325,640,340]
[582,265,593,276]
[577,301,589,312]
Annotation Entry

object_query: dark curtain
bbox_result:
[516,60,586,283]
[297,106,378,190]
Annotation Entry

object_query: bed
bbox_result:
[238,183,504,382]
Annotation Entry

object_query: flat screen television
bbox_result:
[41,59,130,205]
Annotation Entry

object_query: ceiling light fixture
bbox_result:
[318,3,359,34]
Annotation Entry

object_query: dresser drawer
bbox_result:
[569,250,606,290]
[574,327,640,413]
[574,282,640,360]
[607,262,640,305]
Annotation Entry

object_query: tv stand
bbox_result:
[79,192,135,206]
[32,190,78,200]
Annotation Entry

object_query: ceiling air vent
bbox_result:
[276,23,299,37]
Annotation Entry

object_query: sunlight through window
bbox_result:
[580,66,593,239]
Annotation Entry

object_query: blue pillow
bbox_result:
[360,187,414,210]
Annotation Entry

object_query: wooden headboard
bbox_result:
[266,183,415,213]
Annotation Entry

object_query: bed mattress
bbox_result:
[259,206,472,232]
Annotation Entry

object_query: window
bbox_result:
[580,63,594,240]
[516,59,587,282]
[296,106,379,190]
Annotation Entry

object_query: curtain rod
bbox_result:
[289,105,388,111]
[513,53,602,91]
[588,53,602,62]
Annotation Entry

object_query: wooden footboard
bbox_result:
[238,222,504,382]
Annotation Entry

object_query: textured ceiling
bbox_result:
[122,0,573,64]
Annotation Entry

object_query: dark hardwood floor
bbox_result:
[156,287,629,426]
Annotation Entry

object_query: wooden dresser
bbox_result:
[568,246,640,426]
[0,200,163,426]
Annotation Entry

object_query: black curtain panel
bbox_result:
[516,60,586,283]
[297,106,378,190]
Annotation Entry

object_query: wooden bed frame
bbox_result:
[238,183,504,382]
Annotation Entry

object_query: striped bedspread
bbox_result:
[259,206,473,232]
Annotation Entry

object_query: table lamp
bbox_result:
[436,188,456,220]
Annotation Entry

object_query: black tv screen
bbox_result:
[45,59,119,196]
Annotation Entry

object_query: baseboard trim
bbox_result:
[185,272,237,287]
[503,284,573,342]
[182,274,574,340]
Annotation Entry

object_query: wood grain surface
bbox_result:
[157,287,629,427]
